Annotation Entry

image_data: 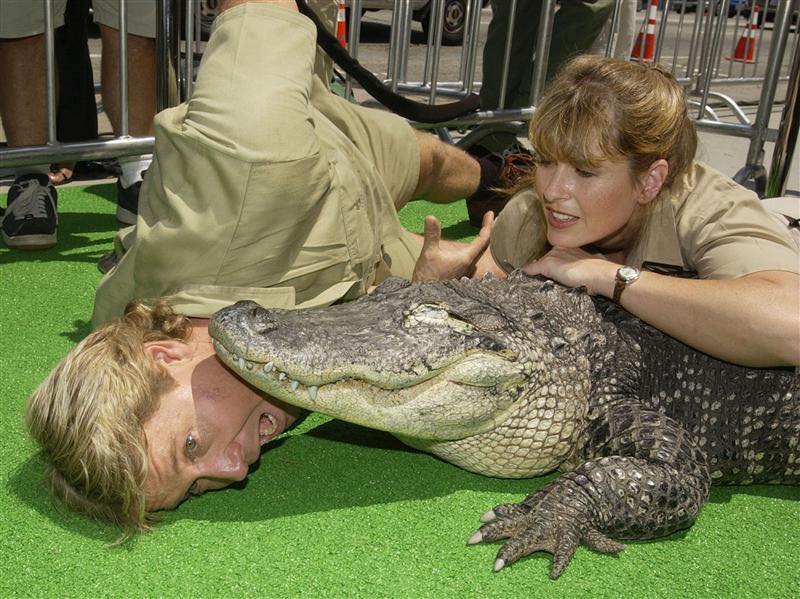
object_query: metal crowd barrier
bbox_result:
[0,0,188,172]
[348,0,798,196]
[1,0,797,196]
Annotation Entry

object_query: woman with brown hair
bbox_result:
[456,54,799,367]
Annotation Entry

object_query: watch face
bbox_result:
[617,265,640,282]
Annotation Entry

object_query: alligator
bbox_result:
[208,272,800,579]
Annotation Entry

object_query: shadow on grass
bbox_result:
[60,319,93,344]
[706,484,800,504]
[0,212,116,267]
[167,420,554,527]
[0,182,118,266]
[10,417,800,544]
[441,220,479,240]
[7,419,530,542]
[8,454,135,546]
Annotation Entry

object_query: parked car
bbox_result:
[672,0,783,21]
[358,0,489,46]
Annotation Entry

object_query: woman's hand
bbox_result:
[412,212,493,282]
[521,246,619,297]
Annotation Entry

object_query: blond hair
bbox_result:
[26,300,192,540]
[514,55,698,259]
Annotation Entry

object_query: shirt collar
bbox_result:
[626,197,686,269]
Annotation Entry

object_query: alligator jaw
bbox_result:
[212,338,526,441]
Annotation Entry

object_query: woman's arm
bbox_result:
[523,248,800,368]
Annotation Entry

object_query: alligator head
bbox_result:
[209,273,603,477]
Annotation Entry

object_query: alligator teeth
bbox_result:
[308,386,318,401]
[289,380,299,392]
[278,372,286,381]
[245,360,254,371]
[263,361,274,374]
[238,357,245,371]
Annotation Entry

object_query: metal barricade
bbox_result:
[345,0,796,196]
[2,0,796,196]
[0,0,192,172]
[642,0,799,193]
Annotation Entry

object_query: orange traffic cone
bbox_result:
[726,4,760,63]
[336,0,347,48]
[631,0,658,62]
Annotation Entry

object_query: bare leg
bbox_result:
[0,35,48,147]
[99,25,155,136]
[405,131,481,210]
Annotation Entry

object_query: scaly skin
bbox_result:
[209,272,799,579]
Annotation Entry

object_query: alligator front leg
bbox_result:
[468,404,711,579]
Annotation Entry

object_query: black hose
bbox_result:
[295,0,481,123]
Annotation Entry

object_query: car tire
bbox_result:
[420,0,467,46]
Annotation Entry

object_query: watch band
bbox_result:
[612,279,627,304]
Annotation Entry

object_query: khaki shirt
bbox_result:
[491,161,800,278]
[92,4,420,327]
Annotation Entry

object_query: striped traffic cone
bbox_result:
[726,4,760,63]
[631,0,658,62]
[336,0,347,48]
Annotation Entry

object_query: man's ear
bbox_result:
[638,159,669,205]
[144,339,192,365]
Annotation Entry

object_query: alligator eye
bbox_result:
[404,303,478,334]
[411,304,449,322]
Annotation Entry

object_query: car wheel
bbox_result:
[199,0,220,41]
[421,0,467,46]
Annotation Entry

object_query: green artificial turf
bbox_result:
[1,184,798,598]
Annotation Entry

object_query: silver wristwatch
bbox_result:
[613,265,640,304]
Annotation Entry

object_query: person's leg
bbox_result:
[408,131,480,208]
[98,25,156,137]
[0,35,48,148]
[0,34,59,249]
[480,0,541,110]
[547,0,615,81]
[51,0,99,185]
[99,24,156,223]
[93,0,157,223]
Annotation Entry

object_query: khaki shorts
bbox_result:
[93,4,420,325]
[0,0,67,38]
[92,0,156,38]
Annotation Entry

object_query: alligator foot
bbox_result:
[467,485,625,579]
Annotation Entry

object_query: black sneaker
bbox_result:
[2,173,58,250]
[116,175,142,225]
[465,142,535,228]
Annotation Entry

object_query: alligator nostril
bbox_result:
[254,323,275,335]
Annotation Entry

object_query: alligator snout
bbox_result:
[216,300,278,336]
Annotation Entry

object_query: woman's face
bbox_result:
[534,156,651,252]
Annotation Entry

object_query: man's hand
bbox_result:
[522,246,619,297]
[412,212,493,282]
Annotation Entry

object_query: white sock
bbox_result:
[118,154,153,188]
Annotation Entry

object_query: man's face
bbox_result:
[142,337,299,510]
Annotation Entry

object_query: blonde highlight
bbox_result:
[26,300,192,539]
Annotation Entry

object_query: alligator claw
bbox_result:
[479,509,496,523]
[471,489,624,578]
[467,531,483,545]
